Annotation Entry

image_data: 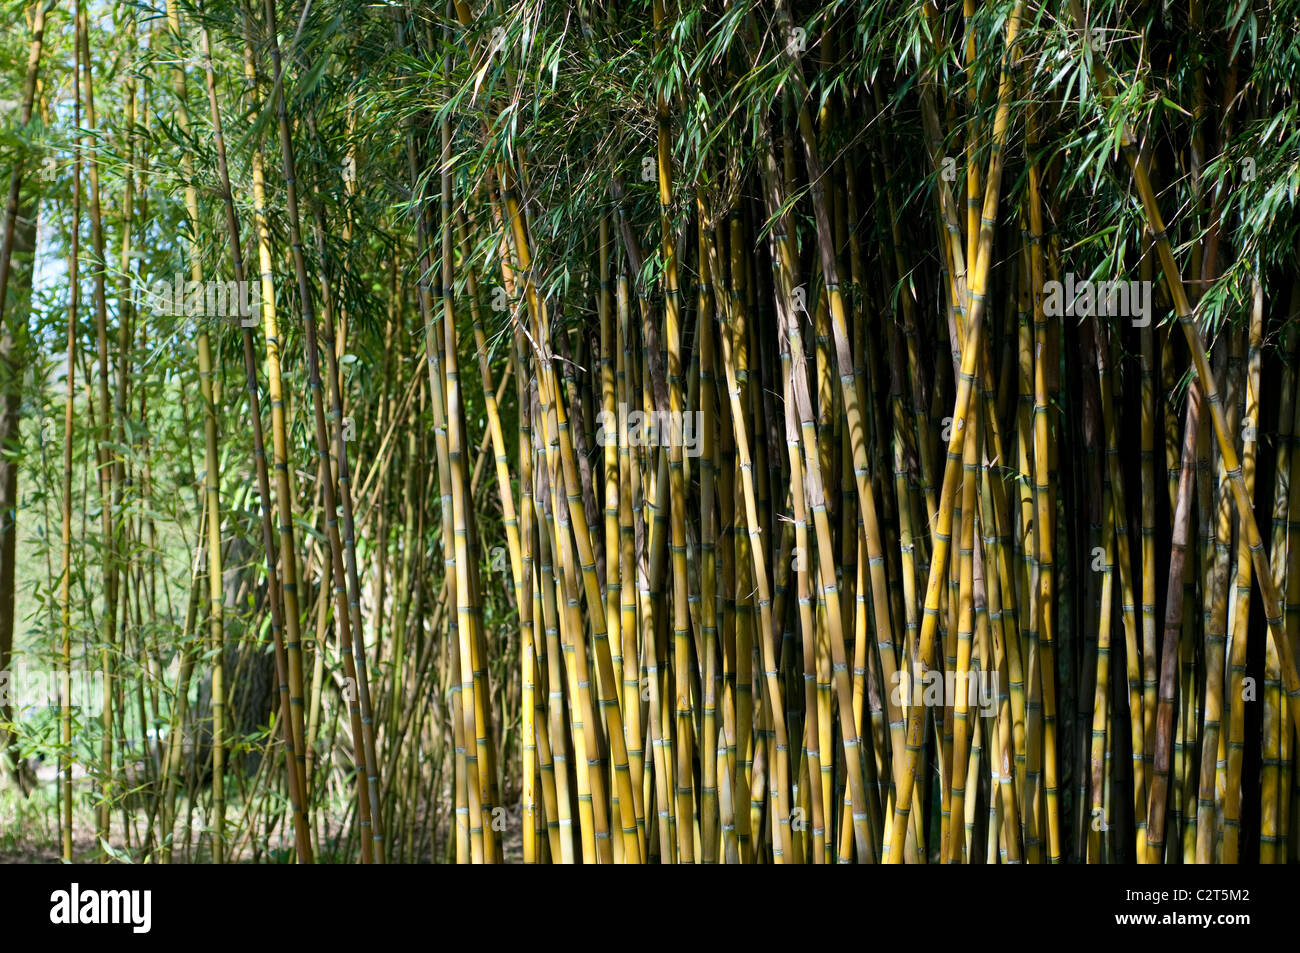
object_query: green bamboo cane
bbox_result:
[884,0,1025,864]
[1073,0,1300,765]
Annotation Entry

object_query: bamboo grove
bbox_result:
[2,0,1300,864]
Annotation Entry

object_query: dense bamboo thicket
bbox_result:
[2,0,1300,864]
